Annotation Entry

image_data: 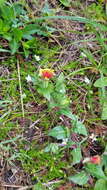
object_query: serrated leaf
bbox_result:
[94,77,107,87]
[71,147,82,165]
[94,179,107,190]
[48,126,70,140]
[68,171,89,185]
[85,163,106,179]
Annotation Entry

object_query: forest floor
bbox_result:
[0,0,107,190]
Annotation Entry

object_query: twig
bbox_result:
[17,185,33,190]
[18,180,62,190]
[0,184,23,188]
[43,180,62,187]
[1,180,62,190]
[29,114,45,128]
[17,60,24,118]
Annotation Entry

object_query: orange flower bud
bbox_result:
[39,69,54,79]
[90,155,101,164]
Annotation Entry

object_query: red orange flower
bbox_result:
[39,69,54,79]
[90,155,101,164]
[83,155,101,165]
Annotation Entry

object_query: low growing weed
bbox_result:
[0,0,107,189]
[0,1,56,55]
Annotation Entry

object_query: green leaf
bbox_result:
[23,48,30,58]
[37,83,53,101]
[22,24,48,39]
[0,5,15,21]
[71,147,82,165]
[72,120,87,136]
[38,88,51,101]
[0,100,12,107]
[37,15,107,32]
[51,93,69,108]
[37,80,54,101]
[101,101,107,120]
[48,126,70,140]
[0,0,6,5]
[94,77,107,87]
[68,171,89,185]
[56,73,66,94]
[82,49,96,66]
[0,19,3,30]
[3,33,12,41]
[59,109,87,136]
[94,179,107,190]
[9,38,19,54]
[59,108,77,120]
[0,48,10,53]
[102,149,107,167]
[12,28,23,41]
[59,0,71,7]
[13,4,26,16]
[44,143,59,153]
[94,73,107,120]
[1,21,10,33]
[33,183,46,190]
[85,163,106,179]
[42,2,53,14]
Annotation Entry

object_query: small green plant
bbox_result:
[80,28,107,120]
[0,1,55,55]
[0,1,107,189]
[85,3,106,21]
[26,68,107,189]
[26,68,88,169]
[69,150,107,189]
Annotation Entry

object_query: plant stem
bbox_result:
[17,60,24,118]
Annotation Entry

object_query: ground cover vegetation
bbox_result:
[0,0,107,189]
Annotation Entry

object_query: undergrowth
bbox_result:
[0,0,107,190]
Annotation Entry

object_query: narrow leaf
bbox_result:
[0,48,10,52]
[37,16,107,31]
[59,0,71,7]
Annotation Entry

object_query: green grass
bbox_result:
[0,0,107,189]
